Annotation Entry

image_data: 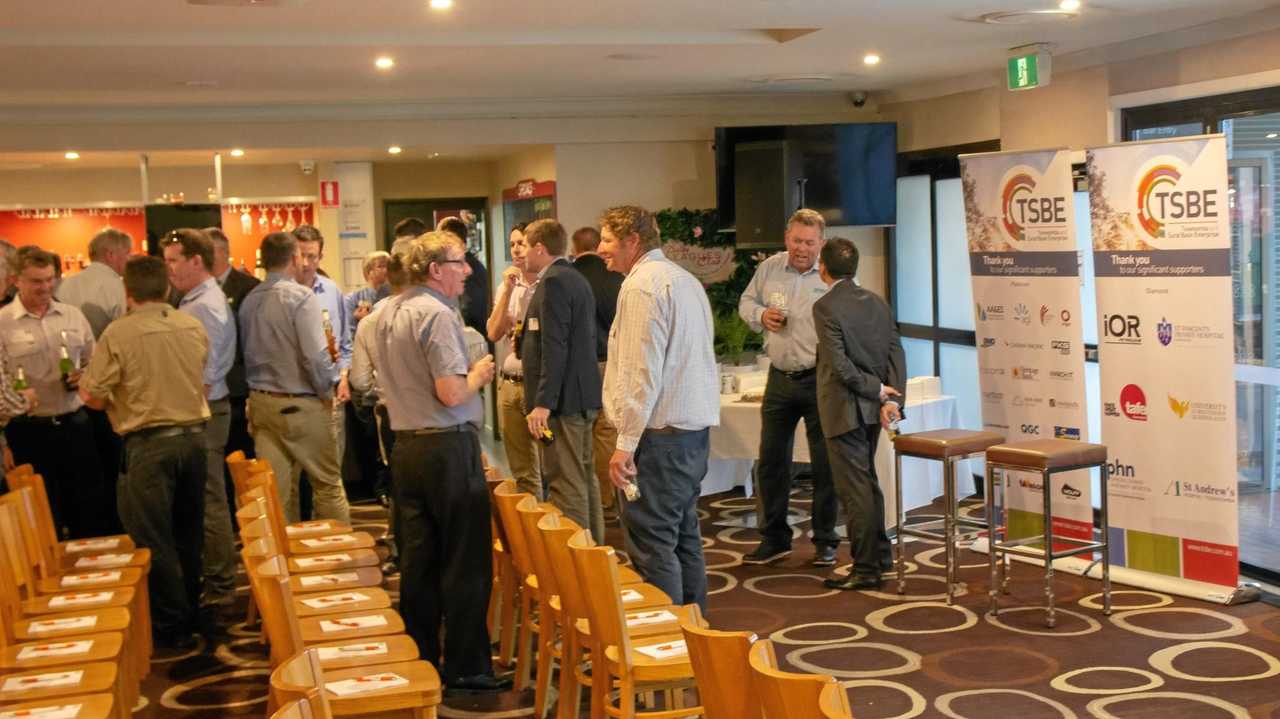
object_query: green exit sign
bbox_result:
[1007,48,1052,91]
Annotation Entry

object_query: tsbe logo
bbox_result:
[1054,426,1081,440]
[1020,423,1040,435]
[1061,483,1082,499]
[980,337,996,348]
[999,170,1066,242]
[1136,161,1219,240]
[1050,340,1071,355]
[1120,384,1148,421]
[1013,303,1031,325]
[1103,314,1141,345]
[1157,317,1173,346]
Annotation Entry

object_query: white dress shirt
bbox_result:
[603,249,719,453]
[500,276,537,377]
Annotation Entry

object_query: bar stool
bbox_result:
[984,438,1111,627]
[892,429,1005,604]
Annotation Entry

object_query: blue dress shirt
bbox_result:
[310,274,353,370]
[178,276,236,401]
[239,272,339,398]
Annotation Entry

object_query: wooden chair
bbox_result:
[490,481,541,692]
[568,530,703,719]
[5,473,142,573]
[679,609,762,719]
[515,495,565,719]
[228,455,352,537]
[747,639,839,719]
[237,493,380,571]
[0,693,116,719]
[5,471,137,560]
[243,535,383,596]
[271,691,334,719]
[818,683,855,719]
[486,476,519,669]
[270,648,441,719]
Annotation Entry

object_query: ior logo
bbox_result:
[1103,314,1141,344]
[1157,317,1173,346]
[1120,384,1148,421]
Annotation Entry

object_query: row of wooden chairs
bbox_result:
[227,453,441,719]
[0,467,152,719]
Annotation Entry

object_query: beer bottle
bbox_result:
[321,309,339,363]
[13,367,28,392]
[59,345,76,391]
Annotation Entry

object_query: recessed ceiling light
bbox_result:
[1059,0,1081,10]
[863,53,881,66]
[430,152,440,158]
[375,56,395,71]
[387,146,403,155]
[230,148,245,157]
[64,151,80,160]
[429,0,453,9]
[1268,132,1279,139]
[606,52,657,61]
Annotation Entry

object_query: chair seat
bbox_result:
[986,439,1107,470]
[35,567,145,596]
[293,587,392,618]
[0,632,124,672]
[284,519,353,538]
[0,661,118,705]
[13,607,131,641]
[317,659,442,712]
[288,532,376,555]
[286,548,381,573]
[59,547,152,572]
[22,587,137,616]
[0,692,115,719]
[576,603,701,640]
[617,564,645,585]
[298,609,406,644]
[289,566,383,594]
[605,633,696,682]
[894,429,1006,459]
[308,634,421,671]
[59,534,136,555]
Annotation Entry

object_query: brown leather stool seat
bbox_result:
[985,438,1106,470]
[894,429,1006,459]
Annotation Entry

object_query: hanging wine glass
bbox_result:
[284,204,297,232]
[257,205,269,229]
[240,205,253,235]
[271,204,284,228]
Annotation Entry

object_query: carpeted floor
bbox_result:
[131,493,1280,718]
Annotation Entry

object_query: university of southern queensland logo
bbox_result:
[1136,164,1181,240]
[1001,171,1037,242]
[1157,317,1173,346]
[1120,384,1148,421]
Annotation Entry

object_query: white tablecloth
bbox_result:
[704,393,971,525]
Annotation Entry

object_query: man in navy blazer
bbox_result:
[521,219,606,542]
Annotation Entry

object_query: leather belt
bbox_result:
[251,389,318,399]
[648,426,698,436]
[499,373,523,383]
[126,422,206,441]
[772,366,816,381]
[10,408,84,427]
[398,424,475,437]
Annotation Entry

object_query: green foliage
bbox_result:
[714,308,753,359]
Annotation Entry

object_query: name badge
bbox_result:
[527,318,540,332]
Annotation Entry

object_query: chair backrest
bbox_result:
[567,529,632,669]
[3,473,59,567]
[491,481,535,578]
[255,555,307,666]
[537,512,589,632]
[748,638,837,719]
[818,683,855,719]
[0,488,47,594]
[0,502,30,646]
[3,463,34,485]
[515,496,558,600]
[271,691,335,719]
[270,648,326,709]
[680,607,764,719]
[486,477,509,550]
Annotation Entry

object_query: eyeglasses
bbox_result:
[437,259,467,266]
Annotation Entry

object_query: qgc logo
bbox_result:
[1136,161,1219,241]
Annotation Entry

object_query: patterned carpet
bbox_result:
[131,493,1280,718]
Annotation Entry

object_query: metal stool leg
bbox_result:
[986,464,998,616]
[1100,463,1112,615]
[944,456,956,605]
[895,449,906,594]
[1042,468,1056,628]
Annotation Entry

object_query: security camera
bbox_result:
[299,160,316,175]
[850,91,868,108]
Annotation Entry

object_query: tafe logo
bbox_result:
[1136,163,1219,240]
[1120,384,1147,421]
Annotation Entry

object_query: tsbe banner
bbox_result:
[960,148,1092,544]
[1088,135,1238,592]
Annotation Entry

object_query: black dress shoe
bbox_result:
[154,631,199,651]
[446,674,513,695]
[743,544,792,565]
[812,546,838,567]
[823,574,883,591]
[377,493,391,508]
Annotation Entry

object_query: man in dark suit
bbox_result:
[521,219,606,542]
[436,216,490,336]
[570,226,624,510]
[206,227,260,464]
[813,238,905,591]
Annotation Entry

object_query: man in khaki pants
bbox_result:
[238,231,350,524]
[570,227,623,509]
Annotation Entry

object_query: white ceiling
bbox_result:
[1,0,1277,106]
[0,144,528,170]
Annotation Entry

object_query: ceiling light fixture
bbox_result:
[1059,0,1081,10]
[375,56,395,71]
[429,0,453,9]
[64,151,80,160]
[863,53,881,66]
[388,146,403,155]
[1268,132,1279,139]
[430,152,440,158]
[230,148,245,157]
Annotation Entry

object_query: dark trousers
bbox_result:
[544,411,604,544]
[826,424,892,578]
[756,368,837,550]
[375,404,399,558]
[620,428,709,611]
[351,400,390,499]
[6,408,110,540]
[87,408,124,535]
[392,430,493,683]
[120,428,206,638]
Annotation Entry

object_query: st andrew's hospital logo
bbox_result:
[1001,172,1037,242]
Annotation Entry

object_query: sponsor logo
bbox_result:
[982,391,1005,403]
[982,367,1006,376]
[1136,162,1219,240]
[1048,398,1080,410]
[1018,478,1044,492]
[976,303,1005,322]
[1164,479,1236,499]
[1103,314,1141,345]
[1105,459,1135,478]
[1049,370,1075,381]
[1012,395,1043,407]
[1013,303,1031,325]
[1104,402,1120,417]
[1011,366,1040,381]
[1167,393,1228,422]
[1061,483,1082,499]
[984,422,1011,431]
[1054,426,1081,440]
[1050,340,1071,355]
[1039,305,1052,325]
[1004,340,1045,350]
[1168,395,1190,418]
[1001,169,1068,242]
[1157,317,1173,346]
[1020,423,1040,435]
[980,337,996,348]
[1120,384,1147,421]
[1059,309,1072,326]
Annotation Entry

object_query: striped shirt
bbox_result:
[603,249,719,453]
